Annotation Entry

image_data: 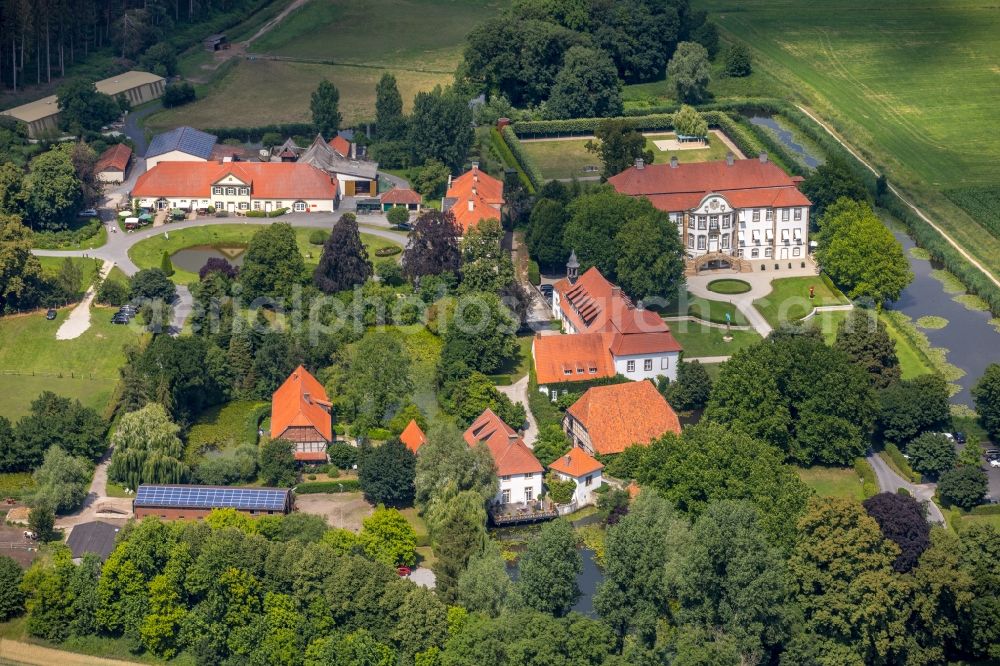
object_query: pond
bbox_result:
[170,245,246,273]
[749,115,823,168]
[886,228,1000,406]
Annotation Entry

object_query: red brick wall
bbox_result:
[134,507,286,520]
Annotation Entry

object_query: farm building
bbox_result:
[609,154,812,270]
[145,126,218,168]
[95,143,132,184]
[563,381,681,457]
[1,70,165,138]
[203,33,228,51]
[133,484,293,520]
[132,161,339,214]
[299,134,379,197]
[66,521,120,562]
[442,162,504,233]
[271,365,333,462]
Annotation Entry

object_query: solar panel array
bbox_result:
[135,485,288,511]
[146,126,217,159]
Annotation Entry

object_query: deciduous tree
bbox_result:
[906,432,957,480]
[613,210,686,300]
[31,446,91,513]
[585,120,652,180]
[724,43,752,77]
[665,360,712,410]
[455,542,515,616]
[358,438,416,507]
[402,210,462,280]
[57,80,122,133]
[672,104,708,138]
[938,465,987,510]
[877,373,951,445]
[972,363,1000,439]
[259,438,297,487]
[375,73,406,141]
[526,198,569,270]
[518,518,581,617]
[14,391,106,467]
[801,161,871,218]
[0,555,24,621]
[0,213,45,311]
[545,46,623,119]
[667,42,711,103]
[408,86,474,171]
[130,268,176,302]
[313,213,373,293]
[359,505,417,567]
[834,309,901,388]
[239,223,306,303]
[862,492,930,572]
[23,146,83,231]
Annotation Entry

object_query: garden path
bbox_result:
[55,259,114,340]
[498,375,538,447]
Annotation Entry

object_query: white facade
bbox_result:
[135,172,336,213]
[98,168,126,184]
[496,471,543,506]
[551,468,603,507]
[676,193,810,261]
[145,150,209,170]
[613,352,679,382]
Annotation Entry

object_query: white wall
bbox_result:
[553,469,603,506]
[496,472,543,506]
[98,169,125,184]
[136,193,335,213]
[145,150,207,169]
[612,351,679,382]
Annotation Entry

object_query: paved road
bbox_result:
[867,451,945,525]
[0,639,144,666]
[499,375,538,447]
[56,260,114,340]
[124,101,162,156]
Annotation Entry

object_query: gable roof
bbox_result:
[381,188,422,205]
[463,409,543,476]
[146,126,217,159]
[96,143,132,173]
[444,164,504,233]
[549,447,603,477]
[532,332,615,385]
[608,158,811,212]
[270,365,333,442]
[66,521,120,561]
[566,381,680,455]
[329,135,352,157]
[400,420,427,454]
[300,134,378,179]
[132,161,338,200]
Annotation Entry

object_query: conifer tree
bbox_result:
[313,214,373,293]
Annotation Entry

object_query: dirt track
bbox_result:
[0,639,143,666]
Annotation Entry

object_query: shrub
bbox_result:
[374,246,402,257]
[854,458,877,498]
[96,278,129,306]
[295,479,361,494]
[500,125,543,189]
[162,82,196,108]
[545,472,576,504]
[938,465,988,510]
[309,229,329,245]
[328,441,358,469]
[883,443,921,483]
[267,207,289,218]
[724,43,753,77]
[245,210,266,218]
[386,206,410,227]
[528,260,540,286]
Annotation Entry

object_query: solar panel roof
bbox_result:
[146,126,217,160]
[134,484,289,511]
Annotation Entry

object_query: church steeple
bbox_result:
[566,249,580,284]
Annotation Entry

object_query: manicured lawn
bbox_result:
[753,276,849,327]
[493,334,534,382]
[669,321,762,358]
[128,224,403,285]
[37,256,104,294]
[699,0,1000,279]
[707,278,751,295]
[879,312,934,380]
[519,133,732,180]
[145,58,453,132]
[808,308,850,345]
[660,291,748,327]
[0,308,142,421]
[795,465,867,501]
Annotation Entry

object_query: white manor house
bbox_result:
[610,153,812,270]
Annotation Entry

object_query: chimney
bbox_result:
[564,454,571,465]
[611,285,621,298]
[467,199,475,212]
[635,158,644,170]
[471,186,477,196]
[759,152,768,163]
[509,432,519,443]
[726,152,735,166]
[670,156,679,169]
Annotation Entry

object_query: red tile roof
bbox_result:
[294,451,329,462]
[566,381,680,455]
[271,365,333,442]
[548,447,603,477]
[96,143,131,173]
[446,165,504,233]
[463,409,543,476]
[399,420,427,454]
[381,188,422,205]
[133,161,338,200]
[532,333,615,385]
[329,135,352,157]
[608,158,811,212]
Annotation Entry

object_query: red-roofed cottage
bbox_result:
[464,409,543,507]
[132,161,339,214]
[270,365,333,462]
[548,447,604,507]
[442,162,504,233]
[399,419,427,454]
[564,381,681,456]
[533,261,683,398]
[96,143,132,184]
[381,187,422,213]
[608,153,812,266]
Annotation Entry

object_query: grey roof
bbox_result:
[134,484,291,512]
[146,126,218,160]
[567,249,580,269]
[275,137,301,155]
[299,134,379,180]
[66,521,120,561]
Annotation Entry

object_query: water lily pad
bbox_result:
[953,294,990,311]
[909,247,931,260]
[929,269,965,294]
[916,316,948,329]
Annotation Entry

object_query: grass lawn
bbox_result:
[795,465,867,501]
[660,291,748,326]
[185,400,269,464]
[753,276,849,328]
[706,279,751,295]
[128,224,403,285]
[519,133,732,180]
[698,0,1000,280]
[387,325,443,420]
[669,321,762,358]
[879,312,934,380]
[808,308,850,345]
[493,334,534,382]
[0,308,142,421]
[37,257,104,294]
[146,58,452,132]
[0,472,35,500]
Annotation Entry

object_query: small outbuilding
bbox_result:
[66,521,120,562]
[381,188,422,212]
[95,143,132,184]
[548,448,604,507]
[203,33,228,51]
[145,126,218,168]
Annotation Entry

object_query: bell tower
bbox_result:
[566,249,580,284]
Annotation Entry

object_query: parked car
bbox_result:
[111,313,129,325]
[78,208,98,218]
[990,459,1000,469]
[120,304,138,316]
[539,284,554,297]
[45,309,57,320]
[953,432,967,444]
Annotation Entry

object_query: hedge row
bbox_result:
[490,127,534,193]
[245,207,289,218]
[204,122,317,143]
[882,444,922,483]
[854,457,878,498]
[295,479,361,494]
[500,125,544,190]
[971,504,1000,516]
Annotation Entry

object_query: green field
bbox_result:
[0,308,142,421]
[128,224,404,284]
[519,133,733,180]
[37,257,104,294]
[698,0,1000,280]
[795,465,867,501]
[669,321,762,358]
[753,276,850,327]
